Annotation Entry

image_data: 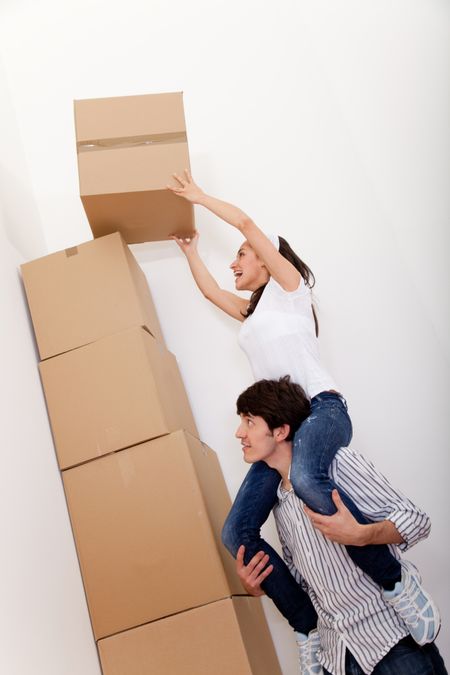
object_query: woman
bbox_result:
[167,171,438,667]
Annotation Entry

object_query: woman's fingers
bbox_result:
[166,184,183,194]
[172,172,186,187]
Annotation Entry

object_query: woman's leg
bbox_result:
[222,460,317,634]
[290,392,401,590]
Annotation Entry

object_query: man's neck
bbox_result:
[264,441,293,489]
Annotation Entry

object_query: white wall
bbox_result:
[1,1,448,673]
[0,61,101,675]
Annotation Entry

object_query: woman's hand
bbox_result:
[170,230,200,257]
[167,169,205,204]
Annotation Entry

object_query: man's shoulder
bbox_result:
[332,446,375,473]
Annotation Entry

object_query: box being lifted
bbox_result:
[97,597,282,675]
[62,431,245,640]
[74,91,195,243]
[21,232,163,360]
[39,326,198,470]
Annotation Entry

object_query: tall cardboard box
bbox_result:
[21,232,163,360]
[74,91,195,243]
[97,597,282,675]
[39,326,198,469]
[62,431,244,639]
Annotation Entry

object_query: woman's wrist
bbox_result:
[195,192,208,206]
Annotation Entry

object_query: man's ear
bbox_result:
[274,424,290,442]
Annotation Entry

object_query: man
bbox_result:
[229,377,445,674]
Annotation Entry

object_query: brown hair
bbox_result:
[236,376,310,441]
[242,236,319,336]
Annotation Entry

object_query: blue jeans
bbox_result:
[291,392,401,589]
[222,459,318,633]
[222,392,401,633]
[323,636,448,674]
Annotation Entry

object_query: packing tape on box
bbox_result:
[77,131,187,153]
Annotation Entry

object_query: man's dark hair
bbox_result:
[236,376,310,441]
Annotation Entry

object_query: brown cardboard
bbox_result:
[74,92,195,243]
[21,232,163,360]
[39,326,197,469]
[97,597,282,675]
[62,431,244,640]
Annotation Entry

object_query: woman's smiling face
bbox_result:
[229,241,270,291]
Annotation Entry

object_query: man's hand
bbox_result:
[236,545,274,596]
[303,489,366,545]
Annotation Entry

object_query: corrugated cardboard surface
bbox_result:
[233,596,283,675]
[39,326,197,469]
[97,597,282,675]
[74,92,195,242]
[184,433,244,595]
[74,92,187,140]
[62,431,244,640]
[81,188,194,243]
[21,232,163,360]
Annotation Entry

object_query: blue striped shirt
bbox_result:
[273,447,431,675]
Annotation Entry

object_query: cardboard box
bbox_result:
[39,326,197,469]
[62,431,244,639]
[21,232,163,360]
[74,91,195,243]
[98,597,282,675]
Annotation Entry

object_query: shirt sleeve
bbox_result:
[265,274,309,299]
[331,448,431,551]
[274,517,305,586]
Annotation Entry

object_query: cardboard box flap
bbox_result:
[78,141,189,194]
[21,232,164,360]
[97,598,282,675]
[74,92,186,143]
[62,433,231,638]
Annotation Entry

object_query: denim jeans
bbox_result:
[222,459,318,633]
[291,392,401,589]
[222,392,401,633]
[323,636,448,674]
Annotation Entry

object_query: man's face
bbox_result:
[235,413,277,464]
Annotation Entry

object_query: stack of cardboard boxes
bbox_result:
[20,93,282,675]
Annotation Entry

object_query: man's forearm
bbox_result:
[304,491,406,547]
[358,520,404,546]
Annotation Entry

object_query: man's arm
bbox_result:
[315,448,431,551]
[304,489,405,546]
[235,545,273,596]
[235,530,305,596]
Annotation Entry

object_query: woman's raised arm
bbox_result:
[171,231,248,322]
[168,171,301,292]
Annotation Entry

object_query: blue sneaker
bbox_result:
[295,629,323,674]
[384,560,441,645]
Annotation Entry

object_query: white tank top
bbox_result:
[238,276,337,400]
